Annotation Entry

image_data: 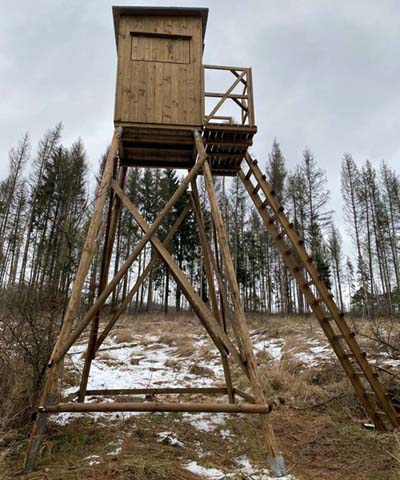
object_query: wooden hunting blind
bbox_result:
[24,5,400,477]
[112,6,256,174]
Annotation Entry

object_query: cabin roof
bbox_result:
[112,6,209,48]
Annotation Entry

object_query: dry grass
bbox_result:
[2,312,400,479]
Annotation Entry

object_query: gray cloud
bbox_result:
[1,0,399,252]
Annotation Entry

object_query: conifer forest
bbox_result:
[1,123,399,319]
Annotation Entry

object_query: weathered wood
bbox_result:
[50,148,208,367]
[234,388,256,404]
[191,181,235,404]
[85,387,228,396]
[205,70,246,123]
[196,134,280,458]
[78,165,126,402]
[95,201,191,351]
[114,10,204,126]
[40,402,274,414]
[111,178,249,376]
[51,128,121,366]
[241,153,400,431]
[23,127,122,475]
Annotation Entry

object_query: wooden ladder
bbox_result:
[239,152,400,431]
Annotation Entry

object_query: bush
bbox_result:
[0,286,63,432]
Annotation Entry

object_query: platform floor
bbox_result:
[117,123,257,176]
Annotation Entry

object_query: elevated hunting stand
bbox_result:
[24,6,400,477]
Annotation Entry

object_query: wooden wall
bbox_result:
[114,15,203,128]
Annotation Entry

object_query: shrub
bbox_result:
[0,286,63,432]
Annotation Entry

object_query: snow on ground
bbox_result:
[185,457,295,479]
[157,431,184,447]
[253,336,285,361]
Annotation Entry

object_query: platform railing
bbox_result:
[203,65,255,127]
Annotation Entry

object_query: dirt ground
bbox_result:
[1,313,399,480]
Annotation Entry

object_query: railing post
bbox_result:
[247,67,255,126]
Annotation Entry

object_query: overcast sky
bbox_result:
[1,0,399,252]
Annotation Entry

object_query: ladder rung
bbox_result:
[261,199,268,209]
[245,169,252,180]
[268,214,278,224]
[253,184,261,195]
[293,264,304,272]
[283,247,294,256]
[332,334,344,341]
[344,352,367,359]
[353,371,379,379]
[312,297,323,306]
[320,316,333,323]
[275,230,287,240]
[302,279,314,288]
[332,332,356,341]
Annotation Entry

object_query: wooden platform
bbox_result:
[118,126,196,169]
[203,124,257,176]
[118,123,257,176]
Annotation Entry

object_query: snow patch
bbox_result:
[254,337,285,362]
[158,431,183,447]
[84,454,101,466]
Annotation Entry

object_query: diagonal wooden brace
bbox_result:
[49,151,208,367]
[112,180,249,377]
[94,201,192,352]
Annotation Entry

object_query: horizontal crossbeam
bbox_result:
[39,401,274,414]
[84,387,229,396]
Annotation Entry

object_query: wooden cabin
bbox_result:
[113,6,256,175]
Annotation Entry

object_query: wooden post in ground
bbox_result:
[191,180,235,404]
[194,131,286,476]
[49,153,208,368]
[78,165,127,402]
[23,127,122,475]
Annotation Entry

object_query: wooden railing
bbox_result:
[203,65,255,127]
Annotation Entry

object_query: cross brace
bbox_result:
[24,129,285,475]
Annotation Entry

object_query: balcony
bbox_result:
[203,65,257,175]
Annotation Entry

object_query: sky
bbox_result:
[1,0,399,252]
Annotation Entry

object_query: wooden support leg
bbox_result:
[191,180,235,404]
[195,132,286,476]
[23,128,122,474]
[78,165,126,402]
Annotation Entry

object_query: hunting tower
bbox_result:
[113,6,256,174]
[25,5,400,478]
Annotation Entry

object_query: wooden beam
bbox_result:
[85,387,229,396]
[78,165,127,402]
[203,64,247,71]
[23,127,122,475]
[111,178,248,377]
[40,402,274,414]
[191,181,235,404]
[196,134,280,459]
[205,71,246,123]
[49,152,208,367]
[94,201,191,351]
[205,92,248,99]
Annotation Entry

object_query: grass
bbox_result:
[1,312,400,479]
